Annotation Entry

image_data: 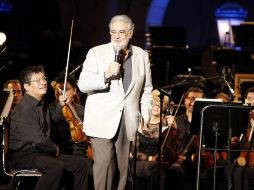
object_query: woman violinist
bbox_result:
[165,86,205,190]
[49,74,93,169]
[131,89,175,189]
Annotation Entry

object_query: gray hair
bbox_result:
[109,15,135,31]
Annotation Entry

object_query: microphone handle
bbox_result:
[113,49,121,77]
[114,49,120,62]
[223,76,234,95]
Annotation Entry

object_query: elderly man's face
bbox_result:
[110,21,133,50]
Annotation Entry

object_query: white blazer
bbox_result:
[78,43,152,141]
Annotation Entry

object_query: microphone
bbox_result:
[114,46,121,63]
[222,66,234,95]
[222,66,233,81]
[113,46,122,78]
[69,63,83,76]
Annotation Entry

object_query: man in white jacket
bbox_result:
[78,15,153,190]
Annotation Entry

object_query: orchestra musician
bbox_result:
[9,65,88,190]
[49,74,90,158]
[131,89,175,190]
[2,79,23,112]
[165,86,204,190]
[0,80,22,186]
[78,15,153,190]
[49,74,93,189]
[232,87,254,190]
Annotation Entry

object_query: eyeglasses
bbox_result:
[30,76,48,83]
[246,97,254,101]
[110,30,129,37]
[186,96,196,102]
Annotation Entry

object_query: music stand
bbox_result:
[232,24,254,50]
[193,102,250,190]
[149,26,187,86]
[148,26,187,48]
[213,48,251,74]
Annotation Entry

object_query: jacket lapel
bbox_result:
[125,50,138,97]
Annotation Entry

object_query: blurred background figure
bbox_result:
[2,79,22,112]
[131,89,173,190]
[215,92,229,103]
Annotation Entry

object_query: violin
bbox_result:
[236,117,254,167]
[63,100,93,160]
[160,95,184,163]
[62,101,88,143]
[51,81,88,143]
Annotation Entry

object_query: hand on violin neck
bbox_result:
[165,115,175,128]
[59,94,72,105]
[230,136,239,148]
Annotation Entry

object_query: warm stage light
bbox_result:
[0,32,6,45]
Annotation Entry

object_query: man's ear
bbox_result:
[129,30,133,39]
[23,83,29,91]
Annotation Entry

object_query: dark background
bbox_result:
[0,0,254,101]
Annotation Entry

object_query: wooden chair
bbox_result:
[1,118,42,190]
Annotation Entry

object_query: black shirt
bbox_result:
[176,114,192,154]
[9,93,57,154]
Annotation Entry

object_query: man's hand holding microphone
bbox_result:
[105,46,122,81]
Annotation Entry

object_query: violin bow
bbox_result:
[63,19,74,99]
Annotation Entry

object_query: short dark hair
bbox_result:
[244,87,254,98]
[19,65,45,85]
[185,86,204,98]
[54,74,77,88]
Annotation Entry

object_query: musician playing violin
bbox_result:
[232,87,254,190]
[131,89,175,189]
[49,74,93,189]
[165,86,204,190]
[50,74,87,156]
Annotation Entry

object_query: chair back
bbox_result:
[1,117,12,176]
